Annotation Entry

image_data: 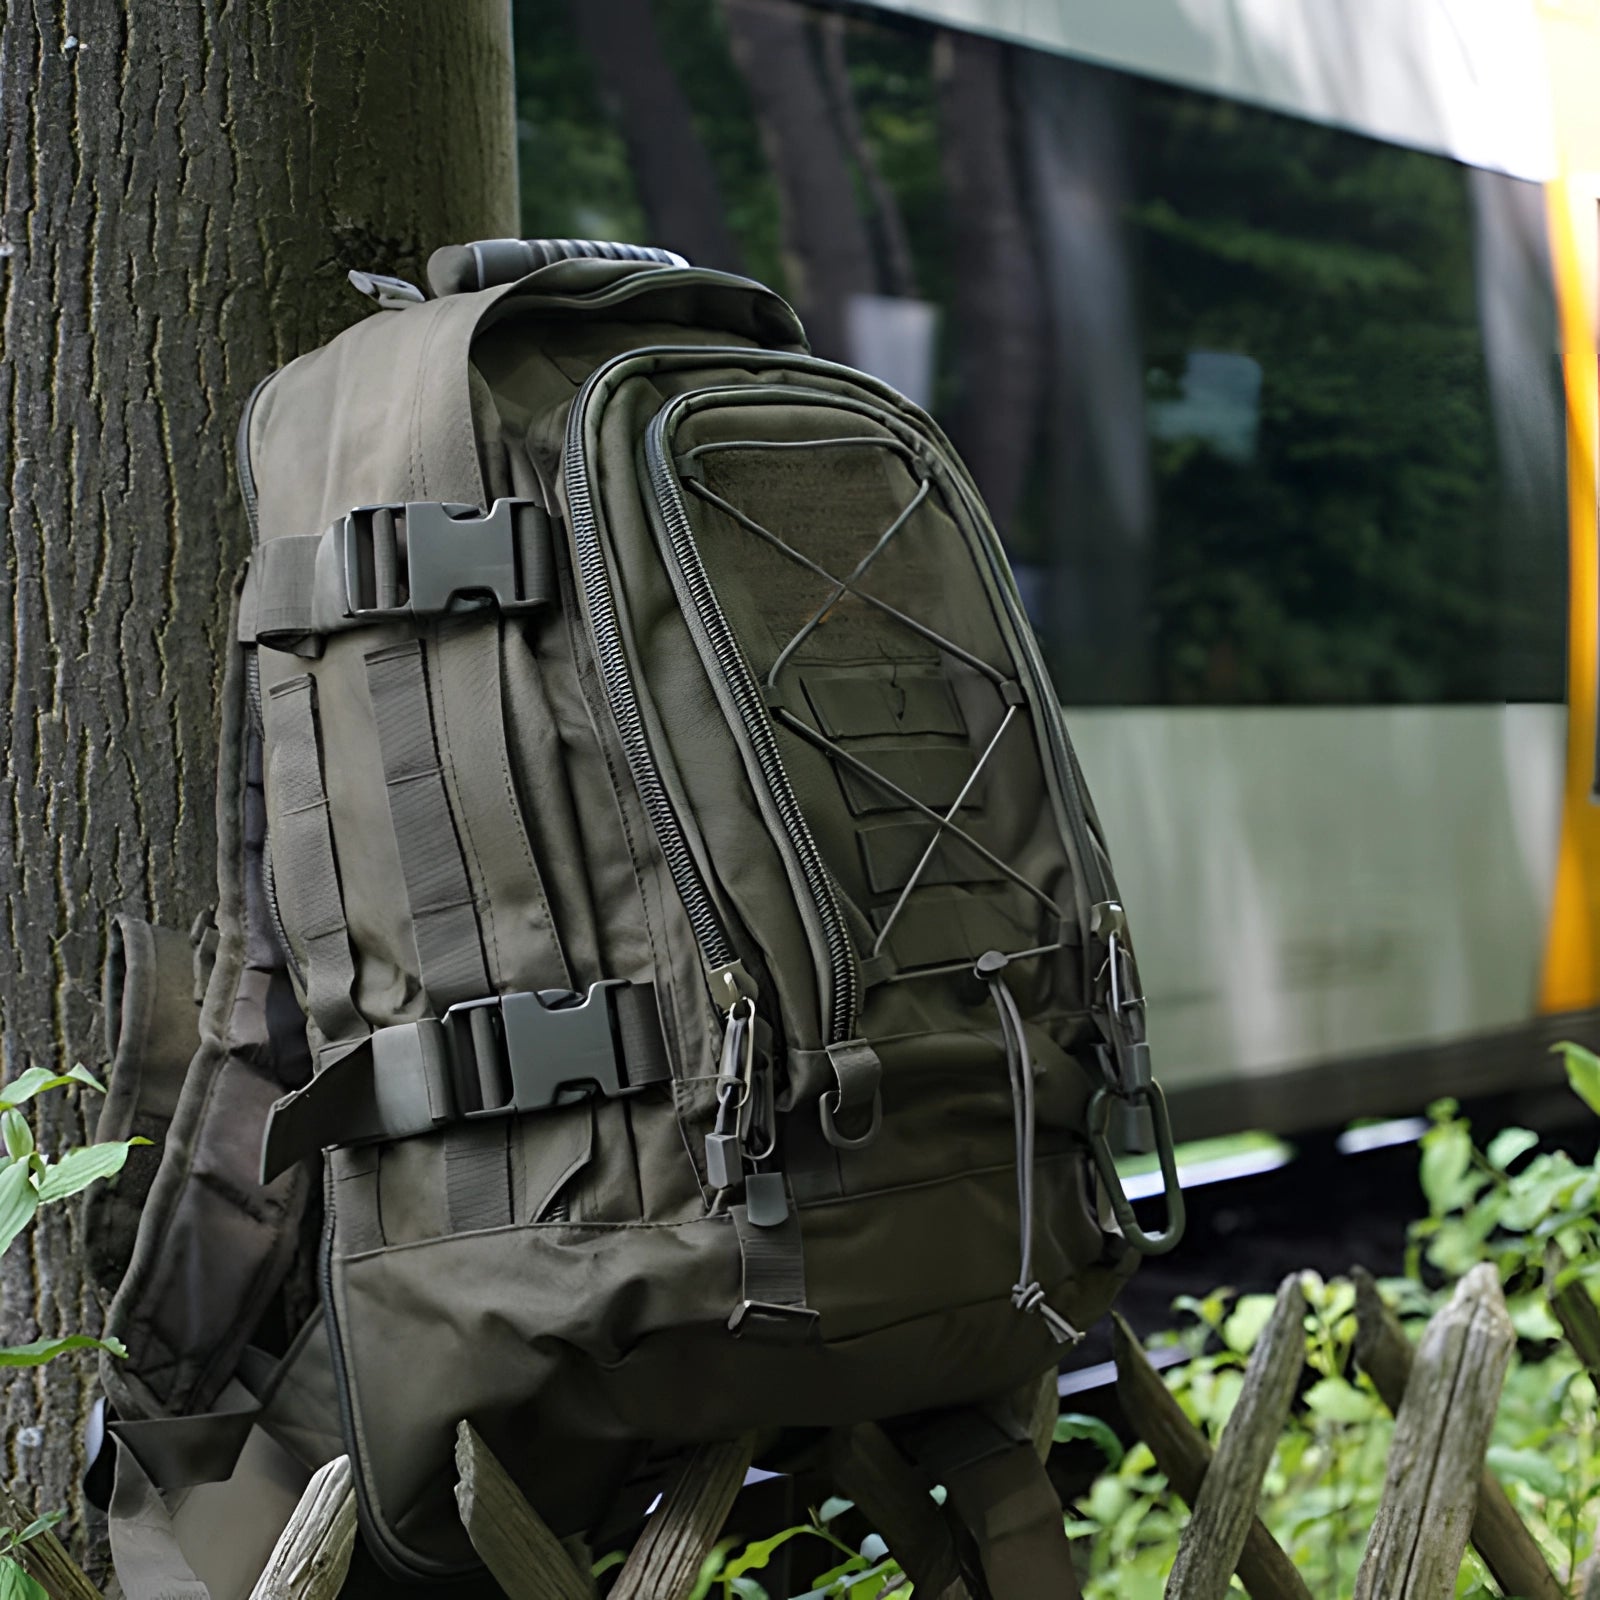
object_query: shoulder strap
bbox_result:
[889,1401,1082,1600]
[102,580,316,1423]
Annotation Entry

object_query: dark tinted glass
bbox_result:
[513,0,1567,705]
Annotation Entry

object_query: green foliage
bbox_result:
[1066,1053,1600,1596]
[0,1510,66,1600]
[0,1067,144,1367]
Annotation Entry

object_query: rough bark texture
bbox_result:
[0,0,515,1545]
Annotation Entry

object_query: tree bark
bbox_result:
[0,0,515,1553]
[567,0,743,273]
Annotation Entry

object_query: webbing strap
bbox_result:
[942,1439,1081,1598]
[892,1407,1080,1600]
[433,622,572,993]
[109,1438,211,1600]
[728,1176,818,1344]
[364,639,507,1233]
[262,677,364,1041]
[258,983,671,1182]
[365,641,492,1007]
[238,498,556,649]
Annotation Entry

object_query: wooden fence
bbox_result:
[30,1253,1598,1600]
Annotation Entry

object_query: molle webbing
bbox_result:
[364,637,514,1232]
[262,677,363,1042]
[365,641,491,1008]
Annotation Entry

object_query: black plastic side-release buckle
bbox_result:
[449,981,638,1117]
[337,498,551,619]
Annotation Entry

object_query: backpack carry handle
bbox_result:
[426,237,689,297]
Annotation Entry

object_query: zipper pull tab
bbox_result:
[705,997,756,1190]
[710,960,758,1014]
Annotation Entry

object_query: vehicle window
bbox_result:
[514,0,1567,705]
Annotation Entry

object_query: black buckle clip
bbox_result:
[447,981,637,1118]
[727,1301,822,1343]
[337,498,546,619]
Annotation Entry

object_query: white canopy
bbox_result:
[849,0,1558,181]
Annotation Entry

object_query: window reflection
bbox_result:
[514,0,1566,708]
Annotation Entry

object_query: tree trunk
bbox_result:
[722,0,877,362]
[568,0,743,273]
[0,0,515,1554]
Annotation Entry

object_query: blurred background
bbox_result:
[509,0,1600,1330]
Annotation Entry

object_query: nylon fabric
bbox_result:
[432,621,572,994]
[365,637,507,1230]
[364,641,491,1008]
[100,253,1161,1592]
[263,676,364,1041]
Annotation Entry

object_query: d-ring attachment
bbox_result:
[819,1085,883,1149]
[1087,1081,1186,1256]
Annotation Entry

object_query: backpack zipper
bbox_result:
[642,408,857,1045]
[562,357,745,1005]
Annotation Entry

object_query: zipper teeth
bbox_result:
[645,419,857,1044]
[236,375,269,546]
[563,371,740,977]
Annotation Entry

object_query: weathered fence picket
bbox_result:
[1352,1264,1515,1600]
[1352,1266,1565,1600]
[455,1423,596,1600]
[247,1455,358,1600]
[1163,1275,1306,1600]
[1112,1312,1314,1600]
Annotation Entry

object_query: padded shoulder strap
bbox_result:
[103,582,315,1423]
[891,1402,1082,1600]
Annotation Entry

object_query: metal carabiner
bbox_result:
[1087,1081,1186,1257]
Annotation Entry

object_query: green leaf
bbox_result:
[722,1524,821,1580]
[0,1117,29,1165]
[1053,1412,1126,1467]
[0,1162,38,1259]
[0,1067,102,1111]
[1486,1445,1566,1499]
[1506,1297,1563,1343]
[34,1139,148,1205]
[1222,1293,1277,1355]
[1555,1041,1600,1118]
[0,1334,126,1367]
[1419,1121,1476,1215]
[1302,1376,1380,1424]
[11,1512,62,1547]
[0,1558,45,1600]
[1486,1127,1538,1171]
[590,1550,624,1578]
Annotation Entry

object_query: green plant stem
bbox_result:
[0,1488,101,1600]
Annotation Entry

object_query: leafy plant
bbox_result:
[1064,1044,1600,1597]
[0,1063,149,1594]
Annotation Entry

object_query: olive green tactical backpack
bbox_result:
[94,238,1181,1596]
